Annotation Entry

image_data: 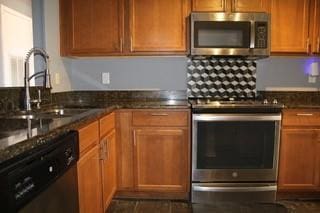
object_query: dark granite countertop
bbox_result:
[0,100,189,170]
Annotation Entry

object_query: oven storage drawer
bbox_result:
[282,109,320,127]
[192,183,277,204]
[132,110,188,127]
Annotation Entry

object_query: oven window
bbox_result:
[194,21,251,48]
[196,121,275,169]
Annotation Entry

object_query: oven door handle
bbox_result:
[193,114,281,121]
[193,185,277,192]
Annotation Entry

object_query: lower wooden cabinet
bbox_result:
[278,129,320,191]
[133,128,188,192]
[76,113,117,213]
[100,118,117,210]
[278,109,320,193]
[116,109,190,199]
[77,145,103,213]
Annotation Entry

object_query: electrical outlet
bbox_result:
[55,72,60,85]
[102,72,110,84]
[308,76,317,83]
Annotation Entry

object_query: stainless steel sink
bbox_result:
[0,108,91,120]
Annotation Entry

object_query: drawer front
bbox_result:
[132,110,188,127]
[78,121,99,155]
[100,112,115,137]
[282,109,320,127]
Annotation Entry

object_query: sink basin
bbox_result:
[0,108,91,120]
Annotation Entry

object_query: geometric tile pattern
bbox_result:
[187,58,257,99]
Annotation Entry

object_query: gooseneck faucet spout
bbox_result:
[24,47,51,111]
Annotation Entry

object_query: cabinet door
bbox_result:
[232,0,270,12]
[128,0,189,54]
[116,111,135,190]
[100,130,117,211]
[311,0,320,54]
[77,145,103,213]
[133,128,188,192]
[271,0,310,53]
[192,0,228,12]
[278,129,320,191]
[60,0,123,55]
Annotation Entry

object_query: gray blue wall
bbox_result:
[66,56,320,91]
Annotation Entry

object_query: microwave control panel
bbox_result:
[255,22,268,49]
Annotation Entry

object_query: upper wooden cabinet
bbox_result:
[192,0,229,12]
[60,0,189,56]
[311,0,320,54]
[271,0,310,54]
[128,0,189,54]
[192,0,270,12]
[232,0,270,12]
[60,0,124,56]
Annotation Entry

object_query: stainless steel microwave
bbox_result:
[190,12,270,58]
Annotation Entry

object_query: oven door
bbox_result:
[192,113,281,182]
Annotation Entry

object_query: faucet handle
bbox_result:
[30,89,42,109]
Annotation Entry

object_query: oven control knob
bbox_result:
[263,99,268,104]
[272,99,278,105]
[232,172,238,178]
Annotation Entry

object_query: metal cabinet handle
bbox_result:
[130,36,133,52]
[105,139,109,160]
[133,130,137,146]
[307,38,311,54]
[296,113,314,116]
[151,113,169,116]
[120,38,123,52]
[100,138,107,160]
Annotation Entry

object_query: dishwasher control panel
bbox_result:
[0,131,79,212]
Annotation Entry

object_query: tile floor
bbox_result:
[107,199,320,213]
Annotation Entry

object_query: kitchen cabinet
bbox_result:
[192,0,270,12]
[279,129,320,191]
[192,0,229,12]
[60,0,189,56]
[128,0,189,54]
[99,113,117,211]
[311,0,320,54]
[278,109,320,192]
[60,0,123,56]
[77,121,103,213]
[270,0,310,54]
[116,109,190,199]
[232,0,270,12]
[133,129,188,192]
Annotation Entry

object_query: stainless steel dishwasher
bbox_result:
[0,131,79,213]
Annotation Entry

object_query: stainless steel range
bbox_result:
[190,98,284,204]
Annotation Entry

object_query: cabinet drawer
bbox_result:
[78,121,99,155]
[132,110,188,127]
[100,112,115,137]
[282,109,320,127]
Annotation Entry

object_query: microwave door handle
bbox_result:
[250,21,255,49]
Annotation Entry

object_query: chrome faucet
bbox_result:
[24,47,52,111]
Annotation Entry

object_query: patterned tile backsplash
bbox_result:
[187,58,257,99]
